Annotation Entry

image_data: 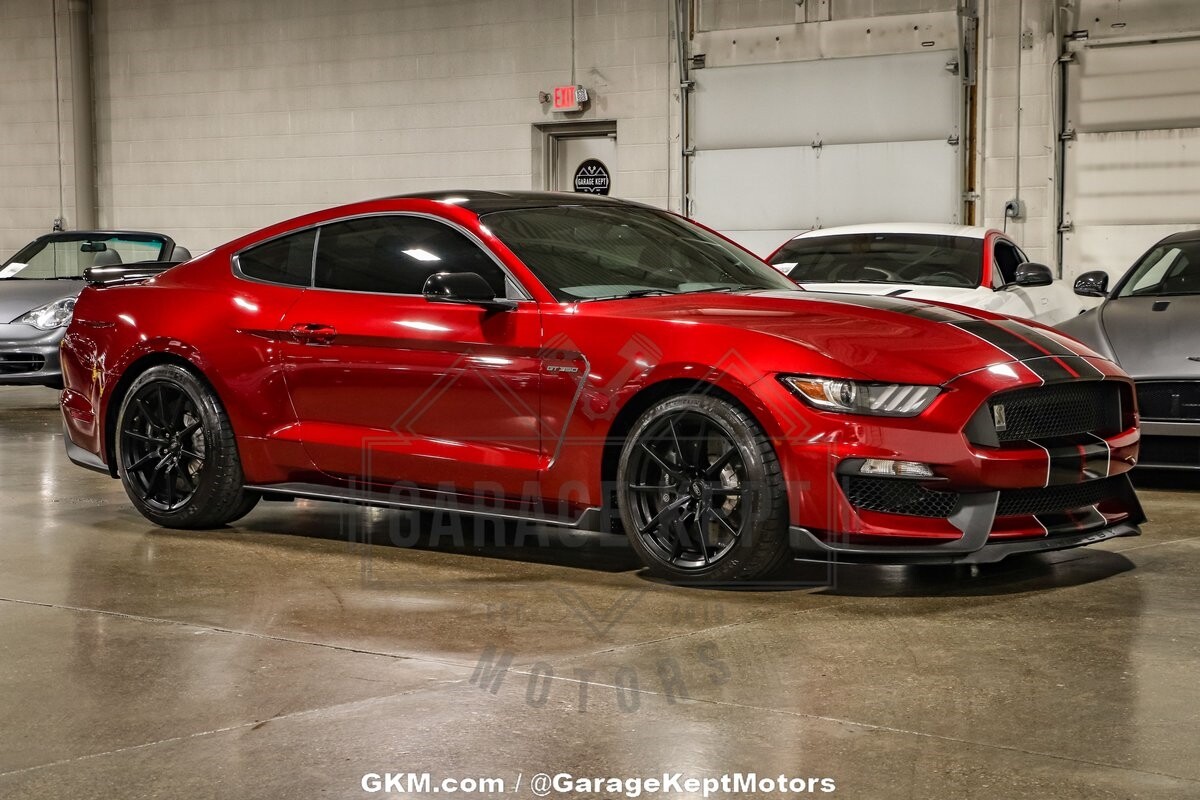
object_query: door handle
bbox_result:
[289,323,337,345]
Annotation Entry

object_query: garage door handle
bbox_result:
[289,323,337,345]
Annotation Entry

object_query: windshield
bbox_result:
[769,233,984,289]
[1115,239,1200,297]
[0,235,169,280]
[479,206,797,301]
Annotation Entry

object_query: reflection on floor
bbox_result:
[1,386,1199,798]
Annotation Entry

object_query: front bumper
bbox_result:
[0,323,65,387]
[1128,381,1200,469]
[789,474,1143,564]
[790,518,1141,564]
[767,356,1144,564]
[1137,420,1200,470]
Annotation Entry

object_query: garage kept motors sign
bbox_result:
[573,159,611,195]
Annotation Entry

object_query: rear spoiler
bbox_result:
[83,261,176,288]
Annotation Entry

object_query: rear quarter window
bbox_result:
[237,230,317,287]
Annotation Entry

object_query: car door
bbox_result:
[228,228,320,476]
[277,213,546,498]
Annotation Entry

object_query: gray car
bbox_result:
[0,231,185,388]
[1058,230,1200,469]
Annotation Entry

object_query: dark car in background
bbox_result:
[0,231,186,388]
[1059,230,1200,469]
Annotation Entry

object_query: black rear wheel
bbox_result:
[116,365,258,528]
[617,394,790,582]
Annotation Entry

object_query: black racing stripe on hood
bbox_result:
[801,293,982,322]
[951,320,1075,381]
[990,319,1105,379]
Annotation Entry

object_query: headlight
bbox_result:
[780,375,941,417]
[13,297,76,330]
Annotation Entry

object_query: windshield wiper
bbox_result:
[674,285,758,295]
[581,288,678,301]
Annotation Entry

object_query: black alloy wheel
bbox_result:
[120,381,206,512]
[116,364,259,528]
[618,394,790,582]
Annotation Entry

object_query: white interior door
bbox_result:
[553,134,618,196]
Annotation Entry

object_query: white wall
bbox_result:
[90,0,675,252]
[0,1,75,259]
[3,0,1198,271]
[977,0,1060,266]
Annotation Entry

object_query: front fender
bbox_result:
[1055,304,1118,364]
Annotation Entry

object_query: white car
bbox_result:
[768,223,1084,325]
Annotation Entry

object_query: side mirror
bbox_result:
[1073,270,1109,298]
[1012,262,1054,287]
[422,272,516,310]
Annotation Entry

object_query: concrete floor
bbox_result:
[0,387,1198,799]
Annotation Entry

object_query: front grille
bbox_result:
[1139,436,1200,467]
[0,353,46,375]
[984,382,1119,443]
[996,475,1124,517]
[845,476,960,518]
[1136,381,1200,421]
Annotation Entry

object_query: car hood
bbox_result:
[1097,295,1200,380]
[0,280,84,322]
[599,290,1106,386]
[798,282,984,306]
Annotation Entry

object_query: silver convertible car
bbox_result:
[0,231,186,388]
[1059,230,1200,469]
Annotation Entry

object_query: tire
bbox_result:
[114,364,259,528]
[617,393,791,582]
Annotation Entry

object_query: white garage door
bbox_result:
[1062,38,1200,282]
[690,49,962,256]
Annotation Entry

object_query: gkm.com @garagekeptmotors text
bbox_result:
[359,771,838,797]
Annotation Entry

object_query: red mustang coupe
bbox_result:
[59,191,1143,582]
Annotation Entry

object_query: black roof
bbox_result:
[390,189,652,214]
[1158,229,1200,245]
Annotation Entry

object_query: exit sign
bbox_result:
[552,84,587,112]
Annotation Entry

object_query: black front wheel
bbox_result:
[617,393,791,582]
[115,364,259,528]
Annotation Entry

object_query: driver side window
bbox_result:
[992,240,1022,286]
[314,215,509,297]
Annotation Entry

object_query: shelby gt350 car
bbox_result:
[60,192,1143,582]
